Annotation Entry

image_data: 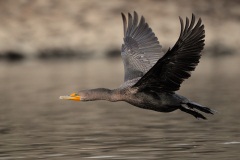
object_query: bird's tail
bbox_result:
[180,102,215,120]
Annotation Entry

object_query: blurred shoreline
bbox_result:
[0,43,238,62]
[0,0,239,62]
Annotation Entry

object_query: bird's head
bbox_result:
[59,89,111,101]
[59,92,81,101]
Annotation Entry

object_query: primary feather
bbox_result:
[133,14,205,92]
[121,11,163,84]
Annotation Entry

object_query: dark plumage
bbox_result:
[60,12,215,120]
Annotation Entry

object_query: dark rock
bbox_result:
[0,51,25,62]
[106,48,121,58]
[206,43,236,58]
[37,48,93,60]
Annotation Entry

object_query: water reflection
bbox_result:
[0,56,240,159]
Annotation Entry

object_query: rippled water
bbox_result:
[0,56,240,159]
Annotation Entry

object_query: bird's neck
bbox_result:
[80,88,121,102]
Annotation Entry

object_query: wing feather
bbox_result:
[133,14,205,92]
[121,11,163,82]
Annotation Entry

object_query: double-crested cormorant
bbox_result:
[60,12,215,119]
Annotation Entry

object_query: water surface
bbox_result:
[0,57,240,159]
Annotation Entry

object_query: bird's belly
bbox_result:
[126,94,179,112]
[135,102,178,112]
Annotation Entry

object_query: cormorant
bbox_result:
[60,12,214,119]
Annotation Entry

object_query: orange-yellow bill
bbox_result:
[59,93,80,101]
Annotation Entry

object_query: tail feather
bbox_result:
[180,102,215,120]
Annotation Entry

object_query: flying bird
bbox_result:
[60,12,215,119]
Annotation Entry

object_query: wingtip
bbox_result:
[190,13,203,26]
[134,11,140,16]
[191,13,195,19]
[179,16,183,24]
[121,12,127,37]
[133,11,138,19]
[128,12,133,21]
[139,15,145,25]
[179,16,184,36]
[199,18,202,25]
[121,12,125,18]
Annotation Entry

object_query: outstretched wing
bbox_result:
[133,14,205,92]
[121,11,163,82]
